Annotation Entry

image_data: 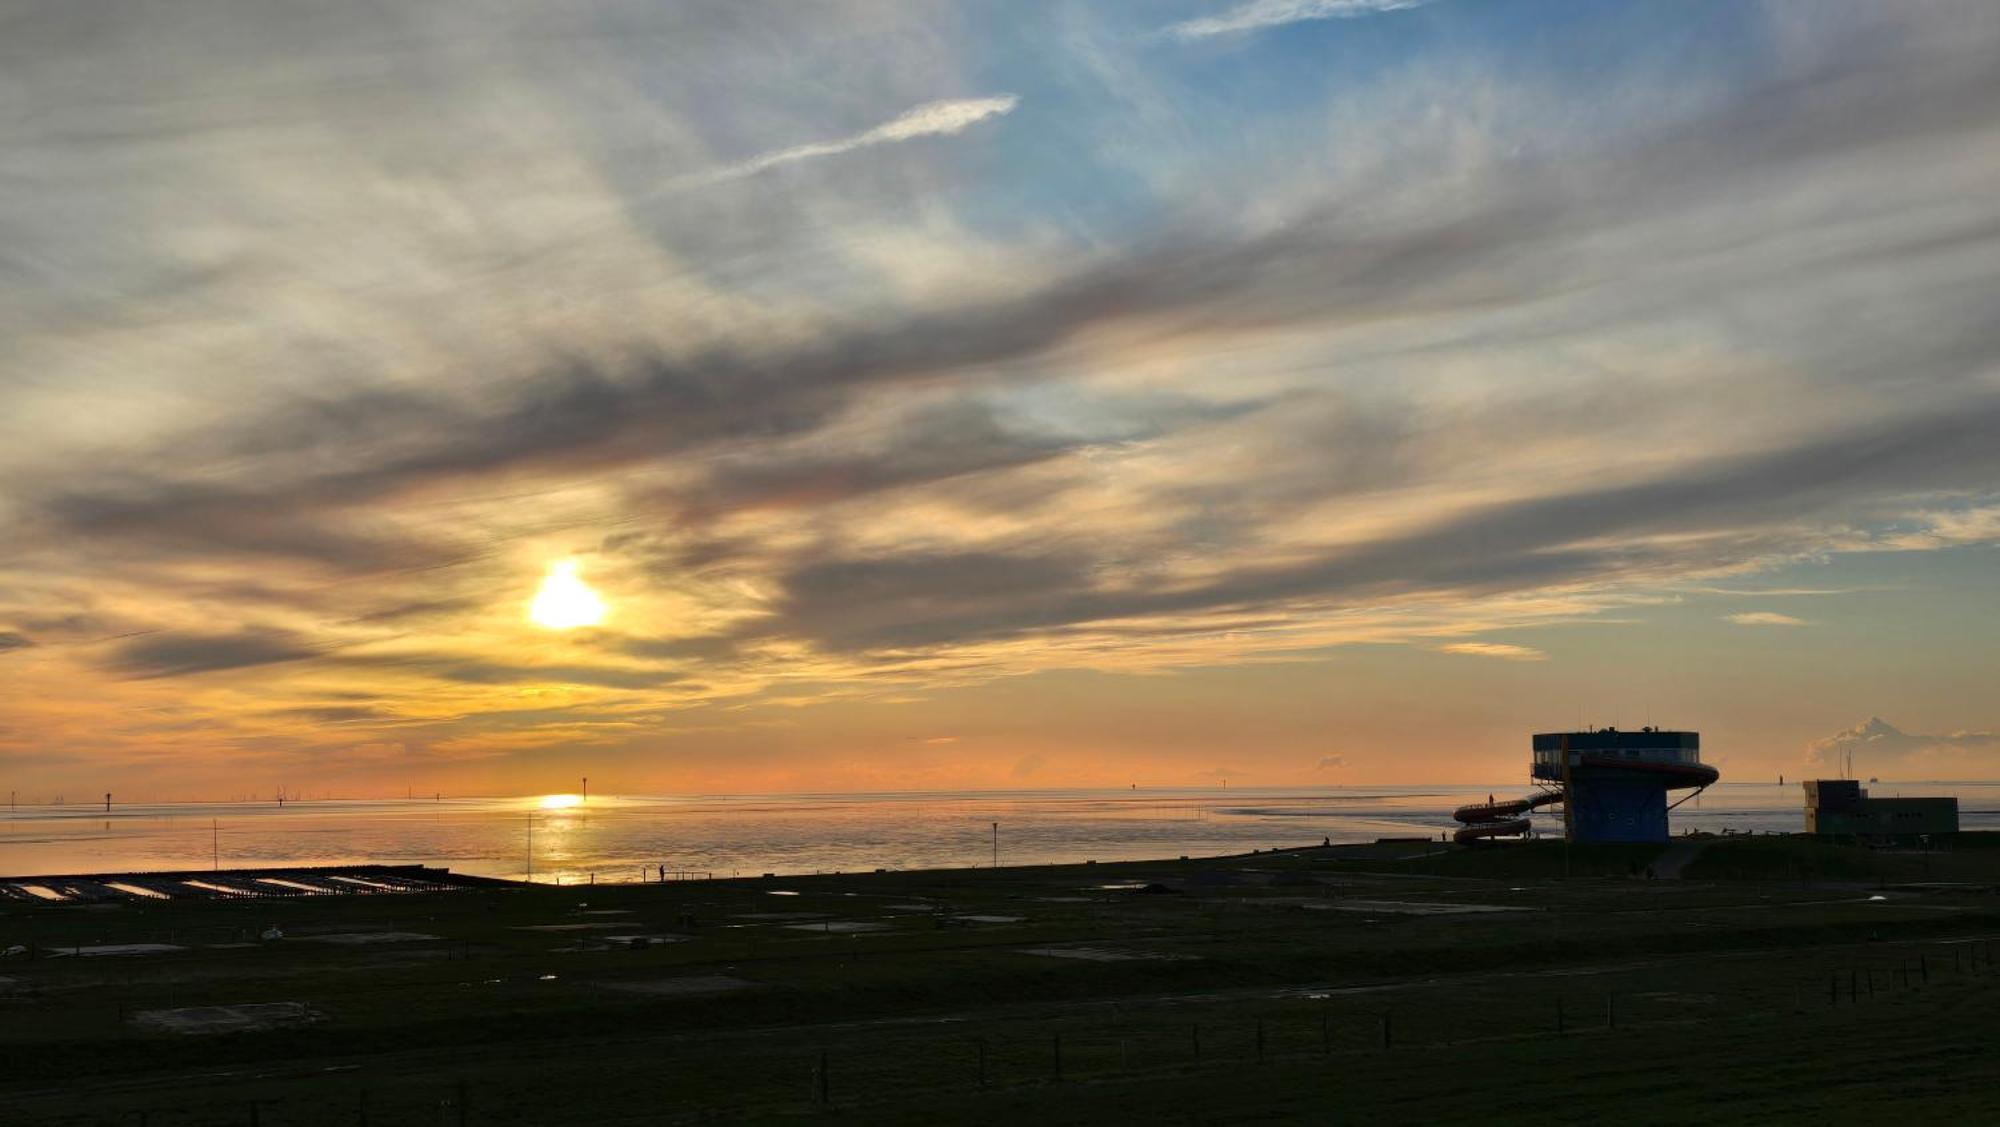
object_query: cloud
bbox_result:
[105,630,318,679]
[0,631,32,652]
[5,2,2000,788]
[1438,642,1546,662]
[1011,752,1046,780]
[1316,754,1346,769]
[1807,717,1998,768]
[276,705,399,725]
[683,96,1019,186]
[1724,611,1809,626]
[1167,0,1431,41]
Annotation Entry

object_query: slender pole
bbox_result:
[992,822,998,869]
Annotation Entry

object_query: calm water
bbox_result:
[4,783,1998,884]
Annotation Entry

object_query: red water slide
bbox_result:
[1451,790,1562,844]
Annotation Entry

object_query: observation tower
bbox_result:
[1453,728,1718,845]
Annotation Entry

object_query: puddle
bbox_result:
[133,1002,318,1035]
[1018,946,1192,963]
[49,943,186,958]
[103,882,170,899]
[254,878,331,894]
[600,974,755,997]
[513,923,639,932]
[783,921,890,933]
[180,880,256,897]
[326,876,401,892]
[299,932,441,945]
[1314,900,1527,916]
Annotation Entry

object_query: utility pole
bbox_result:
[582,777,588,804]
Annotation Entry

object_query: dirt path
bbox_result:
[1650,838,1713,879]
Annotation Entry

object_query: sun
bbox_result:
[529,559,607,630]
[538,793,583,810]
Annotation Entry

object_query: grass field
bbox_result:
[4,834,1999,1125]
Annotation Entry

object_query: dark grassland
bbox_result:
[5,835,2000,1125]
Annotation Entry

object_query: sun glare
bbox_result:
[538,793,582,810]
[529,560,606,630]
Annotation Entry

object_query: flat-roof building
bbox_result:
[1804,779,1958,838]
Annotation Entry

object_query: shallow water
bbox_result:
[3,782,1995,884]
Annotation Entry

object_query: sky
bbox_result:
[1,0,1997,799]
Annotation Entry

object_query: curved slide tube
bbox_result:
[1451,790,1564,825]
[1453,817,1532,844]
[1450,790,1561,845]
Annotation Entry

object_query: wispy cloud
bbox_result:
[1316,754,1346,769]
[1724,612,1809,627]
[1438,642,1546,662]
[1167,0,1431,41]
[684,96,1019,185]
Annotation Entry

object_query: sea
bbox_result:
[4,783,1998,885]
